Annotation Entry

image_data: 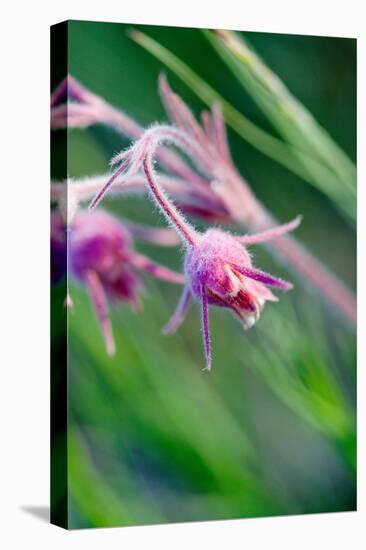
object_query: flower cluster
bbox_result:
[90,123,300,370]
[51,74,356,369]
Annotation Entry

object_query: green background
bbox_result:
[51,20,356,528]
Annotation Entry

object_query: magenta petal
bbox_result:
[200,285,212,372]
[89,158,130,210]
[85,270,115,356]
[129,252,185,285]
[163,286,191,335]
[231,263,293,290]
[237,216,302,245]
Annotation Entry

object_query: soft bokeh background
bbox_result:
[51,21,356,528]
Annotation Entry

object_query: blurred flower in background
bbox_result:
[51,208,184,354]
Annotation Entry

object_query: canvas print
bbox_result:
[50,20,356,529]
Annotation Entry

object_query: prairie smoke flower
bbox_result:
[51,75,356,325]
[51,208,185,355]
[91,125,300,370]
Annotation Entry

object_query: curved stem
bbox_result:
[200,284,212,372]
[237,216,302,245]
[163,285,192,334]
[89,159,130,210]
[143,154,197,247]
[85,270,115,356]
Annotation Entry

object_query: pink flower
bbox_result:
[185,228,289,325]
[51,209,185,355]
[91,125,300,370]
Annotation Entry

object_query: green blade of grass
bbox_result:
[247,302,356,471]
[204,30,356,194]
[68,429,137,527]
[130,30,356,223]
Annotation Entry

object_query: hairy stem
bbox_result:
[52,76,211,194]
[143,155,197,247]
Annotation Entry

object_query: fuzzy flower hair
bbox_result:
[91,124,300,370]
[51,208,184,355]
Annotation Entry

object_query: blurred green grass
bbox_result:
[51,20,356,528]
[67,278,355,526]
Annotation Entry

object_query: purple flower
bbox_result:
[185,228,289,322]
[167,222,299,371]
[51,209,185,355]
[91,125,300,370]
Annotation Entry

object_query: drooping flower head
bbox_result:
[185,228,290,327]
[51,208,185,355]
[91,121,301,371]
[69,210,139,307]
